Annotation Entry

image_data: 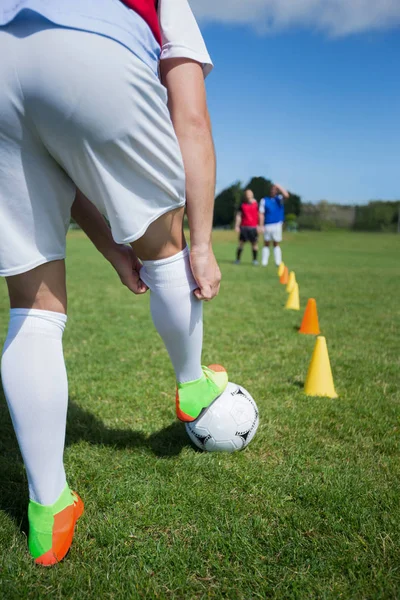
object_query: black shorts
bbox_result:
[240,226,258,243]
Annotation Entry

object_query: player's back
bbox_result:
[262,196,284,225]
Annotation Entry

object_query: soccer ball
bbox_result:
[185,382,259,452]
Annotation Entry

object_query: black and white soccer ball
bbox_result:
[185,382,259,452]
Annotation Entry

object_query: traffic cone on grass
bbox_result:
[278,262,285,277]
[286,271,296,293]
[285,282,300,310]
[299,299,320,335]
[280,266,289,285]
[304,336,337,398]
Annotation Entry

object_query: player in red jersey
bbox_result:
[234,190,260,265]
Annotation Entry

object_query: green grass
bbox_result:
[0,230,399,599]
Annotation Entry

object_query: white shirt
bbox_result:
[0,0,213,77]
[158,0,213,77]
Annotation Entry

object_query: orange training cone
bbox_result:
[280,266,289,285]
[299,298,320,335]
[286,271,296,293]
[277,262,285,277]
[304,336,337,398]
[285,282,300,310]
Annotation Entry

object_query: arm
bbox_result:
[160,57,220,300]
[71,190,147,294]
[258,200,265,232]
[235,211,242,233]
[275,183,289,199]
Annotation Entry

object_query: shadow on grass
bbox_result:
[0,385,191,528]
[291,379,305,389]
[0,388,29,532]
[218,259,262,266]
[65,401,189,458]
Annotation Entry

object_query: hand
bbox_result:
[107,245,148,295]
[190,245,221,301]
[235,226,240,234]
[258,225,264,235]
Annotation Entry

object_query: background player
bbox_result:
[234,189,259,265]
[259,183,289,267]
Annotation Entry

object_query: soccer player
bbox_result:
[259,183,290,267]
[234,189,259,265]
[0,0,227,565]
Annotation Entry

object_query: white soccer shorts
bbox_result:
[264,222,283,243]
[0,19,186,276]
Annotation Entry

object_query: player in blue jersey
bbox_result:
[259,183,289,267]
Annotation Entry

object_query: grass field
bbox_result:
[0,230,399,599]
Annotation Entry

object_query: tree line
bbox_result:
[298,200,399,232]
[214,177,399,232]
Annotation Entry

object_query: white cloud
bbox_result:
[190,0,400,36]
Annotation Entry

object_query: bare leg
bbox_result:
[236,240,244,263]
[132,209,204,385]
[252,242,259,264]
[132,209,226,420]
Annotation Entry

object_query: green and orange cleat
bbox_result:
[28,485,84,566]
[176,364,228,422]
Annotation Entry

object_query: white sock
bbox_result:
[262,247,270,266]
[274,246,282,266]
[140,247,203,384]
[1,309,68,505]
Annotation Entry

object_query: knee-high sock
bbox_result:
[274,246,282,266]
[140,247,203,384]
[262,247,270,266]
[1,309,68,505]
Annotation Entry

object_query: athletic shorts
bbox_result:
[264,222,283,243]
[0,17,186,277]
[240,227,258,244]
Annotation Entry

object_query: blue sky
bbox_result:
[193,8,399,204]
